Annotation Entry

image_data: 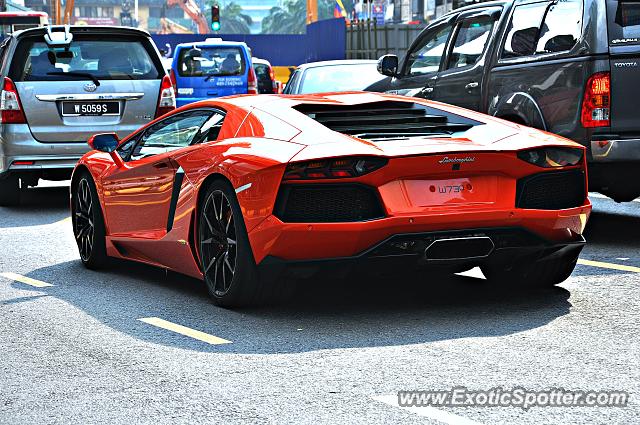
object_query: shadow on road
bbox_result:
[16,259,571,354]
[584,210,640,247]
[0,186,70,228]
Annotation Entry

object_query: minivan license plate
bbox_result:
[62,101,120,116]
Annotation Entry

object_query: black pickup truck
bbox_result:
[369,0,640,202]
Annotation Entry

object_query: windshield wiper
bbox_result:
[46,71,100,86]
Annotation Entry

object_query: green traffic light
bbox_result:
[211,22,220,31]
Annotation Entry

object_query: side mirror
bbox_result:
[377,54,399,77]
[88,133,119,153]
[88,133,124,167]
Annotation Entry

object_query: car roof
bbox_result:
[11,25,151,39]
[252,57,271,66]
[176,39,249,49]
[296,60,378,70]
[436,0,511,20]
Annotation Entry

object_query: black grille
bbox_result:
[274,184,385,223]
[293,101,481,139]
[516,170,586,210]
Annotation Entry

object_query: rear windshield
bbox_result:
[297,64,384,94]
[177,46,246,77]
[608,1,640,45]
[9,35,162,81]
[253,63,271,82]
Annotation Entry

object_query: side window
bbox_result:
[130,111,212,161]
[447,17,496,70]
[191,112,226,144]
[501,2,548,58]
[536,0,583,54]
[406,24,453,76]
[283,70,300,94]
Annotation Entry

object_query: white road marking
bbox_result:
[373,395,484,425]
[139,317,231,345]
[455,267,486,280]
[0,272,54,288]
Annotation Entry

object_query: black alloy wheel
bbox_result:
[72,174,107,269]
[74,178,95,262]
[200,188,238,297]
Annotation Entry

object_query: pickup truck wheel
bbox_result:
[0,175,21,206]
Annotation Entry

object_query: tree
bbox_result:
[205,1,253,34]
[261,0,306,34]
[262,0,352,34]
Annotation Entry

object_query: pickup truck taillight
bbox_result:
[581,72,610,128]
[156,75,176,118]
[0,77,26,124]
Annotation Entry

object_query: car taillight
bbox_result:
[518,147,584,168]
[283,157,387,181]
[248,67,258,95]
[156,74,176,118]
[0,77,26,124]
[269,66,275,81]
[581,72,610,128]
[169,69,177,93]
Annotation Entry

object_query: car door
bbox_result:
[434,7,502,111]
[102,110,214,237]
[384,18,455,99]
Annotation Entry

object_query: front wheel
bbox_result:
[482,253,579,288]
[72,173,108,269]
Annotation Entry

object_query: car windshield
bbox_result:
[12,36,161,82]
[298,64,384,94]
[177,46,246,77]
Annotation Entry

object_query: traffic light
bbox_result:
[211,5,220,31]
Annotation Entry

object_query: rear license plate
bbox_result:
[404,176,498,207]
[62,101,120,117]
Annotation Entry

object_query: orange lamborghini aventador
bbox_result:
[71,92,591,307]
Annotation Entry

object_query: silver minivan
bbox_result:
[0,25,175,205]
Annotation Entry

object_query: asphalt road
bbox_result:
[0,184,638,424]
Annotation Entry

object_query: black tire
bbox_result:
[198,179,293,307]
[482,253,579,288]
[72,173,108,269]
[0,175,20,206]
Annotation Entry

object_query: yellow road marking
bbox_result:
[56,216,71,225]
[577,259,640,273]
[139,317,231,345]
[0,272,54,288]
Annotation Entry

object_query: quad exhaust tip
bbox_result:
[424,236,495,262]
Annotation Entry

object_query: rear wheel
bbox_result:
[482,253,579,288]
[198,180,294,307]
[0,175,21,206]
[199,180,259,307]
[72,173,108,269]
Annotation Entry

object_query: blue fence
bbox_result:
[151,18,346,67]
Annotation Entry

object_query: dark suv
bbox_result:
[369,0,640,202]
